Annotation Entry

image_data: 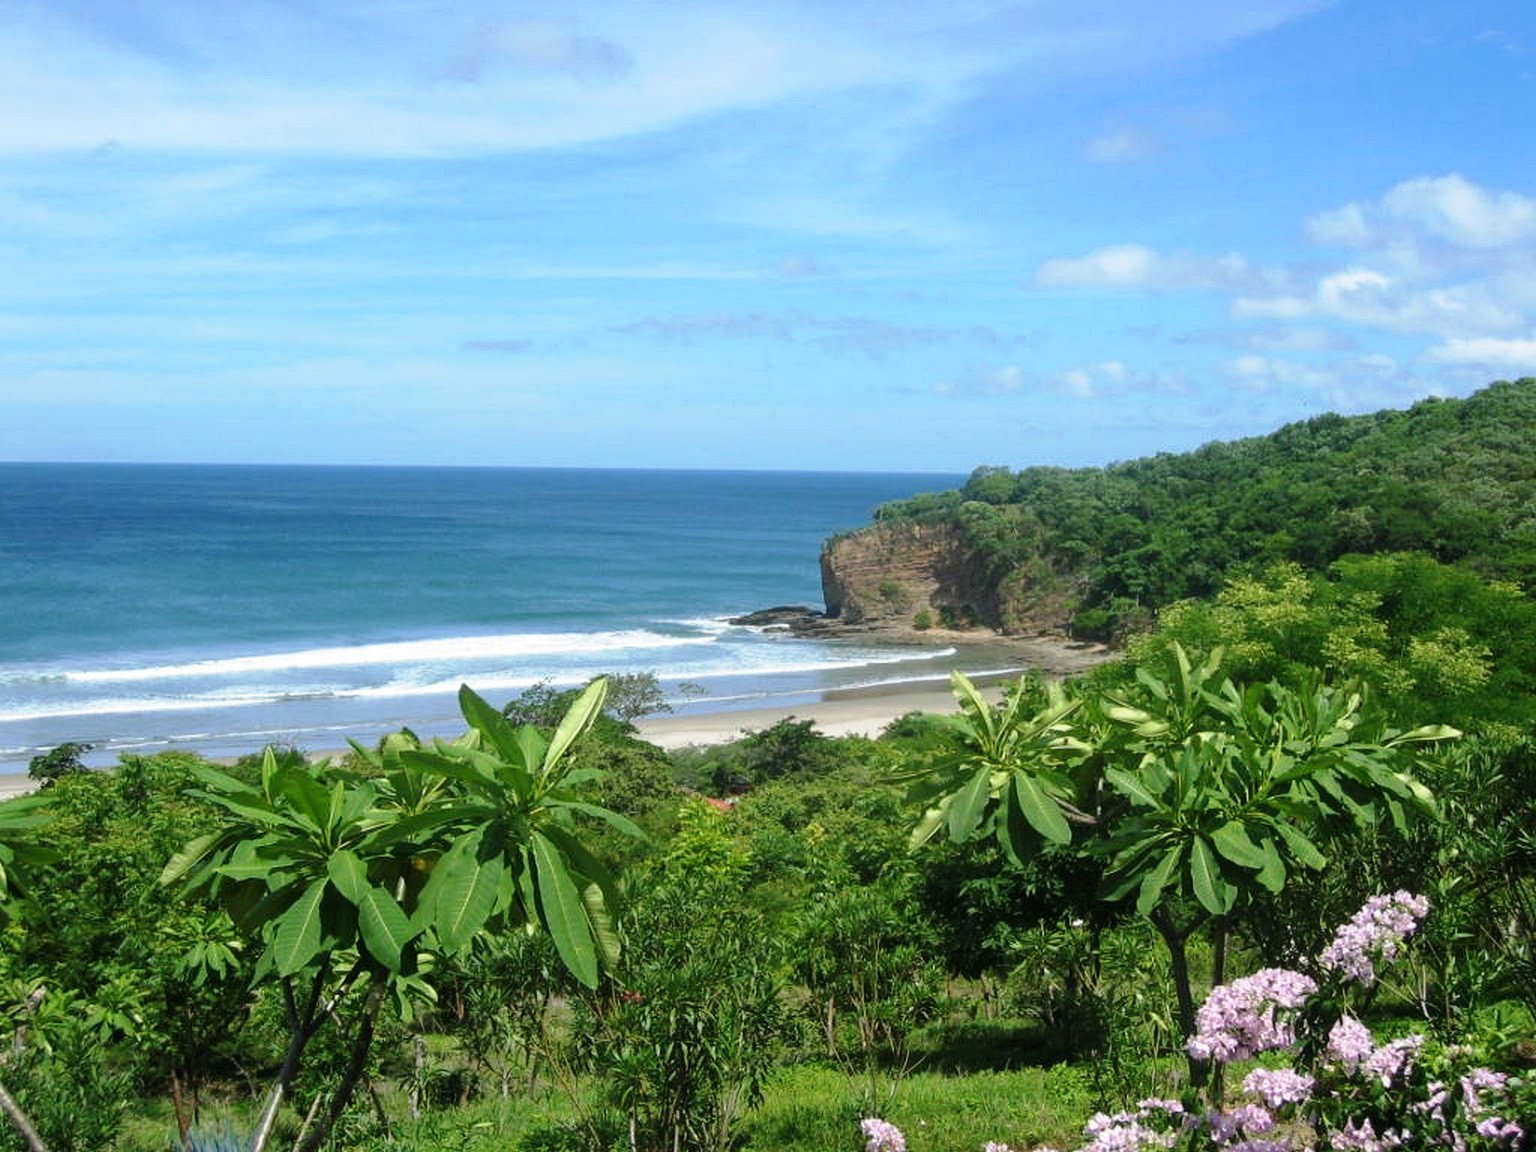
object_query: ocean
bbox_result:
[0,463,1010,771]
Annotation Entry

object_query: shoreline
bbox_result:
[633,673,1004,750]
[0,630,1116,795]
[0,677,998,800]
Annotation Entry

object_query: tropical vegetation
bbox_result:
[2,381,1535,1151]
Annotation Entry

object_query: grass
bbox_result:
[738,1060,1095,1152]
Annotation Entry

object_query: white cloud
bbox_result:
[1085,125,1158,163]
[1035,244,1256,292]
[0,0,1327,159]
[1423,337,1536,369]
[1236,267,1525,339]
[1307,174,1536,251]
[1057,360,1129,399]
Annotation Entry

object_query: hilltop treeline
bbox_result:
[875,377,1536,641]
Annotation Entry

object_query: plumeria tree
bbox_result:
[910,646,1456,1085]
[163,679,641,1152]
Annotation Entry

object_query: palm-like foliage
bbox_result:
[161,678,641,1152]
[908,646,1458,1087]
[909,672,1093,859]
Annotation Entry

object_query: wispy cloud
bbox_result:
[612,310,1020,359]
[0,1,1325,159]
[1035,244,1261,293]
[1085,124,1159,163]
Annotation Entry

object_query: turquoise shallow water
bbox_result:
[0,464,996,767]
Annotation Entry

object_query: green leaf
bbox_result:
[544,678,609,771]
[326,849,369,904]
[273,767,331,833]
[420,832,503,952]
[537,823,621,915]
[272,880,328,976]
[947,764,993,842]
[1210,821,1269,870]
[555,801,647,842]
[1255,838,1286,893]
[530,831,597,987]
[1012,772,1072,845]
[1136,843,1183,917]
[909,802,950,851]
[358,886,415,973]
[582,882,621,972]
[995,780,1035,866]
[1272,820,1328,870]
[1189,836,1226,915]
[1105,766,1163,810]
[458,683,526,763]
[1387,724,1461,746]
[158,830,228,887]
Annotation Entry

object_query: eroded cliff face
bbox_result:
[820,521,1080,636]
[820,522,998,627]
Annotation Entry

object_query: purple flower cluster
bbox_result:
[1329,1117,1406,1151]
[1205,1103,1274,1145]
[1080,1108,1180,1152]
[861,1118,906,1152]
[1325,1014,1376,1071]
[1362,1035,1424,1087]
[1187,968,1317,1062]
[1318,891,1429,986]
[1241,1067,1314,1108]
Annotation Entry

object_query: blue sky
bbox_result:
[3,0,1534,472]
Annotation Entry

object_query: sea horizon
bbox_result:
[0,463,1000,771]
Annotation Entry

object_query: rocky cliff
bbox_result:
[819,522,997,629]
[817,520,1082,638]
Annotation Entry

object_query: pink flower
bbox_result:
[1363,1035,1423,1086]
[1325,1014,1375,1071]
[1188,969,1317,1063]
[1318,892,1428,986]
[862,1118,906,1152]
[1241,1067,1314,1109]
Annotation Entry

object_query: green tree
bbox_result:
[0,790,57,1152]
[163,679,641,1152]
[909,650,1455,1086]
[573,801,790,1152]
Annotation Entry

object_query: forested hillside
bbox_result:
[874,377,1536,641]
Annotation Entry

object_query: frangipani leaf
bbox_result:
[545,677,608,772]
[1210,821,1269,870]
[419,831,502,952]
[530,831,597,987]
[1189,836,1228,915]
[1136,843,1183,917]
[947,764,993,842]
[358,886,415,973]
[326,849,369,905]
[458,683,526,765]
[272,880,328,976]
[1011,771,1072,845]
[1104,766,1163,810]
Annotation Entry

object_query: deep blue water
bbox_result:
[0,464,988,767]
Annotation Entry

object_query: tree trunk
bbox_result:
[0,1078,49,1152]
[1151,907,1208,1089]
[295,982,385,1152]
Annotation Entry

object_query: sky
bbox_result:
[2,0,1534,472]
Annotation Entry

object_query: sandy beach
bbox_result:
[0,631,1110,795]
[634,682,976,749]
[0,678,1006,800]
